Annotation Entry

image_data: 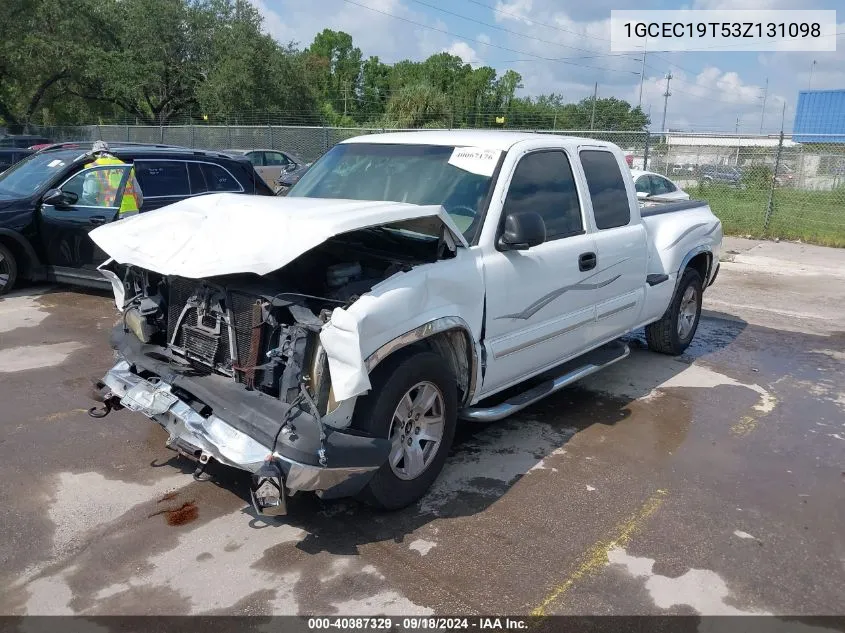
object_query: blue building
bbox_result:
[793,89,845,143]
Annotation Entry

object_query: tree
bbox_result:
[384,83,449,128]
[573,97,649,131]
[0,0,101,129]
[308,29,362,118]
[71,0,210,124]
[359,56,391,123]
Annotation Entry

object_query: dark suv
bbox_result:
[0,144,274,294]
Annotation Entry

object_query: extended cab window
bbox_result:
[502,151,583,240]
[580,150,630,229]
[135,161,190,197]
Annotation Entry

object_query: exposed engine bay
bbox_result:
[114,228,448,408]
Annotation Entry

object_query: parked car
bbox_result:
[0,144,274,294]
[88,130,722,517]
[0,148,34,173]
[275,162,311,195]
[632,169,690,202]
[0,134,52,148]
[222,148,311,193]
[699,164,743,186]
[669,163,695,176]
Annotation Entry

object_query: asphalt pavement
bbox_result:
[0,237,843,617]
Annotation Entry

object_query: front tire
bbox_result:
[353,351,457,510]
[645,268,703,355]
[0,242,18,296]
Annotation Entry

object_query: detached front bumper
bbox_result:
[96,328,390,506]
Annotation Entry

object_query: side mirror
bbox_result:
[284,163,297,173]
[498,210,546,251]
[636,191,649,200]
[43,188,77,207]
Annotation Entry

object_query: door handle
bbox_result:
[579,252,597,271]
[89,216,107,226]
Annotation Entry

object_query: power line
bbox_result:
[462,0,615,43]
[339,0,641,74]
[641,63,769,107]
[410,0,638,62]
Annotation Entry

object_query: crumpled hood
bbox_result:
[89,193,468,278]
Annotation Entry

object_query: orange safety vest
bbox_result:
[84,155,142,215]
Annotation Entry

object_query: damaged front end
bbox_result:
[87,195,474,515]
[93,259,404,515]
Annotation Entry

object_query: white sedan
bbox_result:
[631,169,690,202]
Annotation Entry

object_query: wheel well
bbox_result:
[0,234,35,279]
[686,252,710,285]
[379,329,475,405]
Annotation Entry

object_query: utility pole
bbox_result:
[808,60,817,90]
[660,72,672,139]
[638,39,648,108]
[735,116,740,134]
[780,100,787,131]
[589,82,598,130]
[759,77,768,134]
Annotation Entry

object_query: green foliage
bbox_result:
[742,164,773,189]
[0,2,653,131]
[385,84,450,128]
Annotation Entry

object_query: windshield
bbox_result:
[287,143,500,239]
[0,151,75,198]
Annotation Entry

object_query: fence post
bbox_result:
[643,133,651,170]
[125,124,130,142]
[97,124,102,140]
[227,125,232,148]
[159,125,164,143]
[764,131,784,232]
[190,124,195,148]
[324,126,330,153]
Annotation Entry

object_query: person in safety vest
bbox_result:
[82,140,143,217]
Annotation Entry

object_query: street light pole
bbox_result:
[638,39,648,108]
[759,77,768,134]
[660,72,672,139]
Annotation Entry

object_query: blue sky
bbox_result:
[253,0,844,133]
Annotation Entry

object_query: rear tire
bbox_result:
[645,268,703,355]
[0,242,18,296]
[353,351,457,510]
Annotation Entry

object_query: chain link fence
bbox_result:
[29,124,845,247]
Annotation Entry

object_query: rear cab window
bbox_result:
[580,150,631,229]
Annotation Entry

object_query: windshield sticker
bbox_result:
[448,147,501,177]
[47,159,65,168]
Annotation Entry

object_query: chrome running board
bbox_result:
[459,341,630,423]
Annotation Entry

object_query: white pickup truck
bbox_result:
[88,131,722,516]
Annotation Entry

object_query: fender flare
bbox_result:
[364,316,481,406]
[675,244,713,293]
[0,228,42,278]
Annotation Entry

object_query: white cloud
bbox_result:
[477,33,492,45]
[636,66,772,132]
[493,0,534,24]
[444,41,482,65]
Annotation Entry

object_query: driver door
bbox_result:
[480,149,599,395]
[39,164,133,270]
